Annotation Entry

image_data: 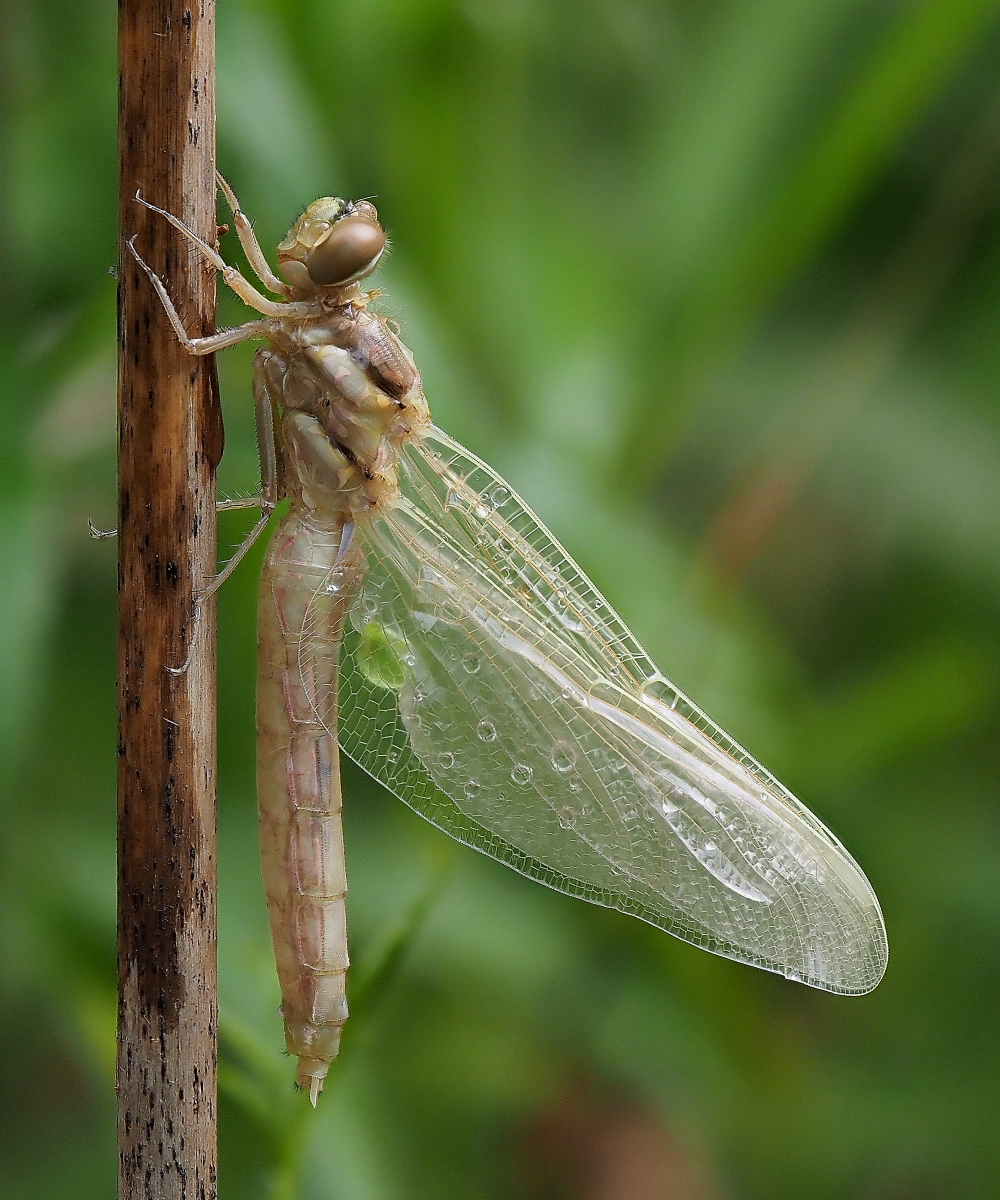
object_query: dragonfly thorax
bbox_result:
[260,296,430,517]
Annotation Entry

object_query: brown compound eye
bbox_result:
[306,215,386,286]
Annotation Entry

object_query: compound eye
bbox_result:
[306,215,386,285]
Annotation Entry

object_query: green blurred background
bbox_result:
[3,0,1000,1195]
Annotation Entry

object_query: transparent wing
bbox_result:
[303,427,887,994]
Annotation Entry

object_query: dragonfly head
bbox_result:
[278,198,386,292]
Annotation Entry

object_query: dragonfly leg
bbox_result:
[91,495,267,541]
[166,492,277,671]
[217,495,266,512]
[216,171,293,297]
[166,496,275,674]
[89,519,118,540]
[134,190,320,319]
[126,237,272,355]
[94,349,284,606]
[196,352,284,601]
[200,503,274,601]
[253,350,283,512]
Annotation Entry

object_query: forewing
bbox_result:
[304,428,887,994]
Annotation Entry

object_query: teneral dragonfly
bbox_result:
[129,175,888,1105]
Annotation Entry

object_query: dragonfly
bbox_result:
[128,174,888,1105]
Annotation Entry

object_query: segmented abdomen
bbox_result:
[256,509,362,1103]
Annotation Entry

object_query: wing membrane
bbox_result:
[303,427,887,994]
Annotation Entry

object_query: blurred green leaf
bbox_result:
[624,0,1000,484]
[795,636,995,785]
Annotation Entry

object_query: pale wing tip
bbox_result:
[789,891,889,996]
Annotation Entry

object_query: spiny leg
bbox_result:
[124,486,277,677]
[194,352,286,600]
[90,495,269,541]
[216,171,292,298]
[162,373,282,675]
[107,294,286,655]
[134,190,318,320]
[126,237,272,355]
[122,197,301,663]
[217,496,270,513]
[197,353,284,601]
[125,227,285,594]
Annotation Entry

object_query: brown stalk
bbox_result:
[117,2,222,1196]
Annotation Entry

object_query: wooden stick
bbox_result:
[117,3,221,1197]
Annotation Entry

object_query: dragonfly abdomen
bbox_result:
[257,508,363,1105]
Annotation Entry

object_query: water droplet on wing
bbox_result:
[550,741,576,772]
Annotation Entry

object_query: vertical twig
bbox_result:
[117,3,222,1198]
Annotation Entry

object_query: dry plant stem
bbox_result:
[117,2,220,1198]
